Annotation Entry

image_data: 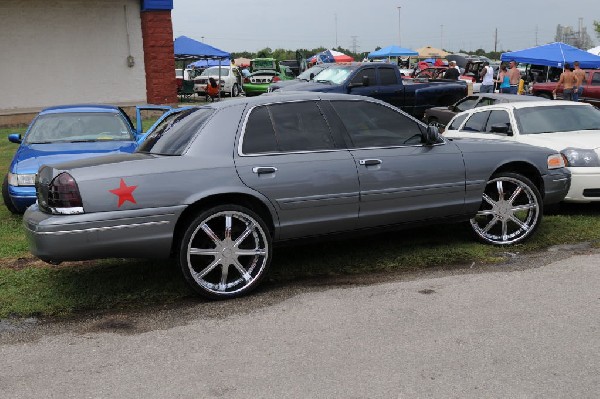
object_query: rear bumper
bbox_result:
[23,204,186,263]
[542,170,571,205]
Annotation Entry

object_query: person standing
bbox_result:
[496,64,511,93]
[572,61,586,102]
[507,60,521,94]
[553,63,576,101]
[480,61,494,93]
[444,61,460,80]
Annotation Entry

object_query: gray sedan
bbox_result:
[23,93,570,299]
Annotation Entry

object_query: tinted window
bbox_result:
[331,100,423,147]
[269,102,334,151]
[379,68,398,85]
[350,68,376,85]
[477,97,496,107]
[592,73,600,86]
[137,108,213,155]
[514,104,600,134]
[461,111,490,132]
[242,106,277,154]
[447,113,468,130]
[455,97,480,112]
[485,110,512,133]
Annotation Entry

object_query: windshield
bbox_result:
[24,112,132,144]
[313,67,355,84]
[137,108,214,155]
[297,66,326,81]
[201,67,230,77]
[251,59,276,71]
[514,105,600,134]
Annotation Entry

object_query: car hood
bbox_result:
[278,81,339,92]
[11,141,137,174]
[516,130,600,151]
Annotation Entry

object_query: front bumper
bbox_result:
[23,204,186,263]
[7,185,36,212]
[563,167,600,203]
[542,169,571,205]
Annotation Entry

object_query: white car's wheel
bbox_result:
[231,84,240,97]
[179,205,272,299]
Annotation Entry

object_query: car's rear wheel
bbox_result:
[470,172,542,245]
[2,174,21,214]
[178,205,272,299]
[231,84,240,97]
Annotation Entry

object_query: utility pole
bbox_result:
[335,14,338,47]
[397,6,401,47]
[494,28,497,53]
[351,36,358,54]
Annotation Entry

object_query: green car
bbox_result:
[243,58,295,96]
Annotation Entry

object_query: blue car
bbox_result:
[2,104,175,214]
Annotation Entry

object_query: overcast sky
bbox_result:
[172,0,598,54]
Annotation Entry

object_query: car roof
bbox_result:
[465,99,590,112]
[470,93,546,102]
[40,104,122,115]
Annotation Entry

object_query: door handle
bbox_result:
[252,166,277,174]
[359,159,382,166]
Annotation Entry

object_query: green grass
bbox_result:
[2,125,600,318]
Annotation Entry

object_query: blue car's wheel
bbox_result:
[2,174,21,215]
[179,205,272,299]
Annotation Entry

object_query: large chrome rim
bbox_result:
[470,176,540,245]
[186,210,269,296]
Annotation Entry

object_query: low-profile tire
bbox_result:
[178,205,272,299]
[470,172,542,245]
[231,84,240,97]
[2,174,21,215]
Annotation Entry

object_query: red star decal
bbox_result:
[109,178,138,207]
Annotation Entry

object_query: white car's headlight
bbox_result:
[8,172,36,186]
[561,148,600,167]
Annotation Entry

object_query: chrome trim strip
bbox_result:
[36,220,170,236]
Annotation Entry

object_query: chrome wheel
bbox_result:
[470,173,542,245]
[180,206,271,299]
[231,84,239,97]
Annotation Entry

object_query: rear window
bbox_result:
[137,108,214,155]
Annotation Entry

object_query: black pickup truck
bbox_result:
[276,63,467,118]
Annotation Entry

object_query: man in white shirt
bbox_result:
[479,62,494,93]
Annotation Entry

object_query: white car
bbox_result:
[193,65,242,97]
[444,100,600,203]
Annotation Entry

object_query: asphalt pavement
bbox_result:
[1,247,599,398]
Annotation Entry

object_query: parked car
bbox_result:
[277,63,467,118]
[531,69,600,107]
[243,58,295,96]
[424,93,547,128]
[443,100,600,203]
[2,104,171,214]
[23,93,569,299]
[193,65,242,97]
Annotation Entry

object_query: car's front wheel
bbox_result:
[2,174,21,214]
[470,172,542,245]
[178,205,272,299]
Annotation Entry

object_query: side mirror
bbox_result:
[490,124,511,135]
[8,134,22,144]
[309,72,315,80]
[423,125,443,145]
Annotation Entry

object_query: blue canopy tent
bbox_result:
[173,36,231,100]
[187,58,231,68]
[367,45,418,59]
[500,42,600,68]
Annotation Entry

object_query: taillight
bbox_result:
[271,76,281,83]
[47,172,84,214]
[244,77,250,83]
